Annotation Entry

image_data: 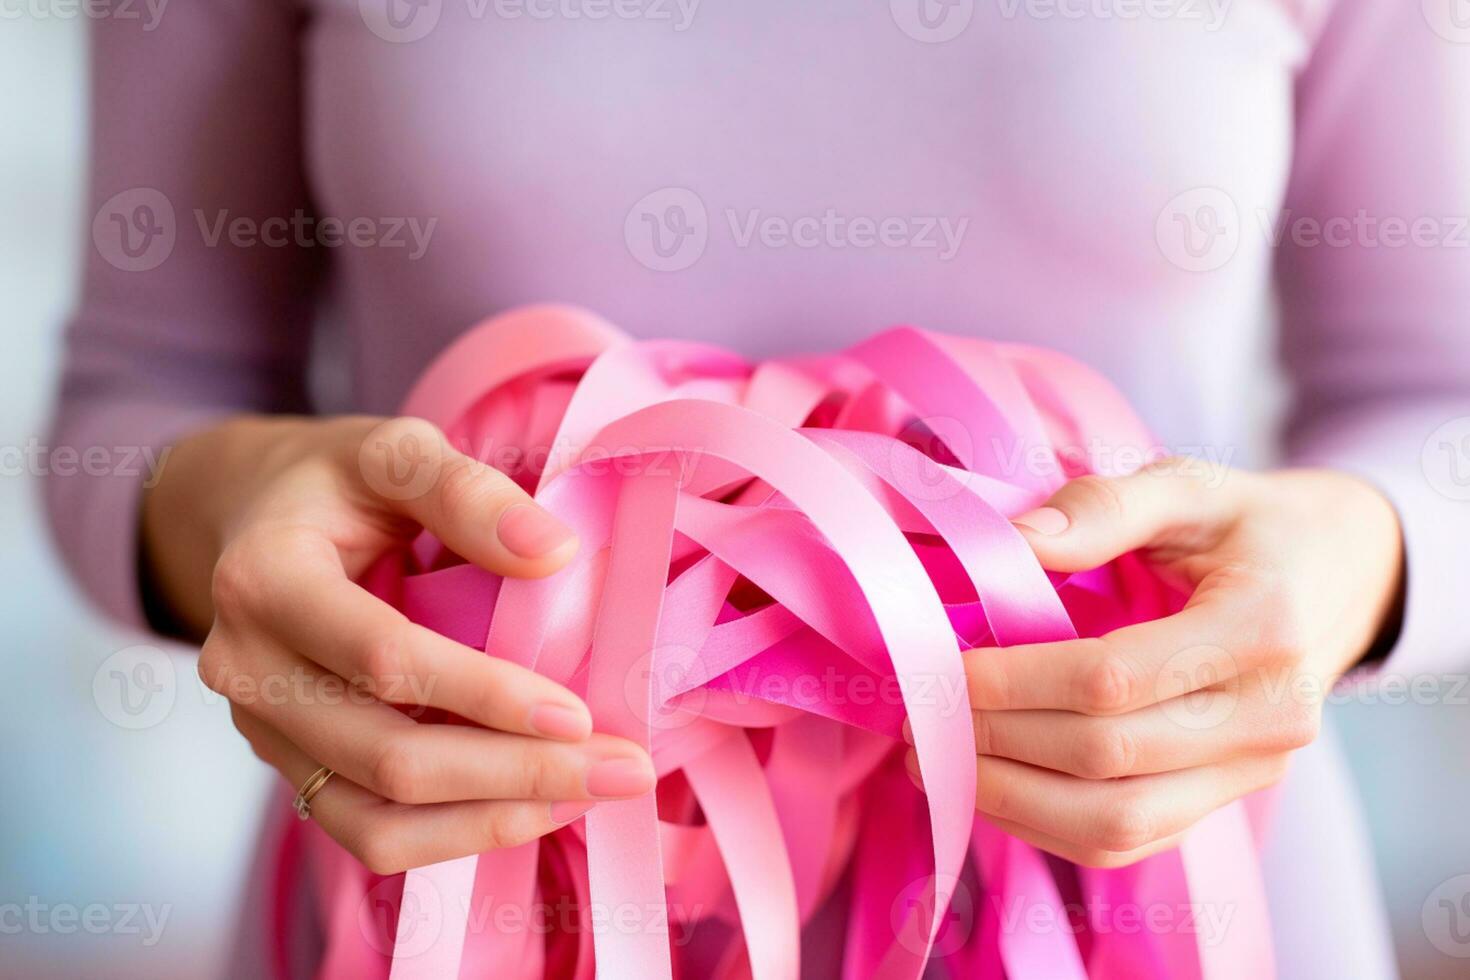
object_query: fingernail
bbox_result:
[586,758,656,799]
[1013,506,1069,535]
[528,703,591,741]
[550,801,595,824]
[900,719,914,745]
[497,504,576,559]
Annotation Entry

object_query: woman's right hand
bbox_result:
[142,414,656,874]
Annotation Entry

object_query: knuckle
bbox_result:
[210,543,265,618]
[1066,474,1127,524]
[971,711,996,756]
[1276,701,1321,750]
[1072,723,1137,779]
[1077,647,1136,714]
[197,638,233,696]
[1145,454,1218,490]
[1073,846,1145,870]
[974,767,1013,820]
[369,737,426,803]
[965,653,1011,711]
[516,749,556,800]
[352,824,409,877]
[1090,796,1156,853]
[435,457,514,524]
[476,811,521,853]
[357,628,410,697]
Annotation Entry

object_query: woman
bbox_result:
[49,1,1470,976]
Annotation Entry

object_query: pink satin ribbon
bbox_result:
[276,304,1276,979]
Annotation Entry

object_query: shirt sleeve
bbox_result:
[1277,0,1470,676]
[45,2,321,630]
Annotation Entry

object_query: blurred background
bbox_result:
[2,12,1469,980]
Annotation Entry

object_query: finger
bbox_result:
[221,527,594,740]
[907,750,1285,855]
[978,813,1185,870]
[356,416,579,578]
[234,709,595,875]
[966,670,1320,778]
[1011,459,1248,573]
[209,637,655,805]
[964,588,1254,715]
[901,753,1183,868]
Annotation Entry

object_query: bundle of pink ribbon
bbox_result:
[276,305,1275,979]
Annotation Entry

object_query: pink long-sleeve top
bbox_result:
[48,1,1470,975]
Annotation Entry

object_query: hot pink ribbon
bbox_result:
[276,304,1276,979]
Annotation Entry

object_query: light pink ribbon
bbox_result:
[274,304,1276,979]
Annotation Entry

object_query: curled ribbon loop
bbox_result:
[283,304,1275,980]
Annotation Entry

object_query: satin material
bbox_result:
[280,305,1275,980]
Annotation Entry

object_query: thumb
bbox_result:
[1010,459,1241,572]
[355,416,579,578]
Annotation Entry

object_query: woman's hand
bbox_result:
[143,415,656,875]
[908,459,1403,868]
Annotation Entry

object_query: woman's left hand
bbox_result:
[907,459,1403,868]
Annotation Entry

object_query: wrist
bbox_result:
[140,414,315,639]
